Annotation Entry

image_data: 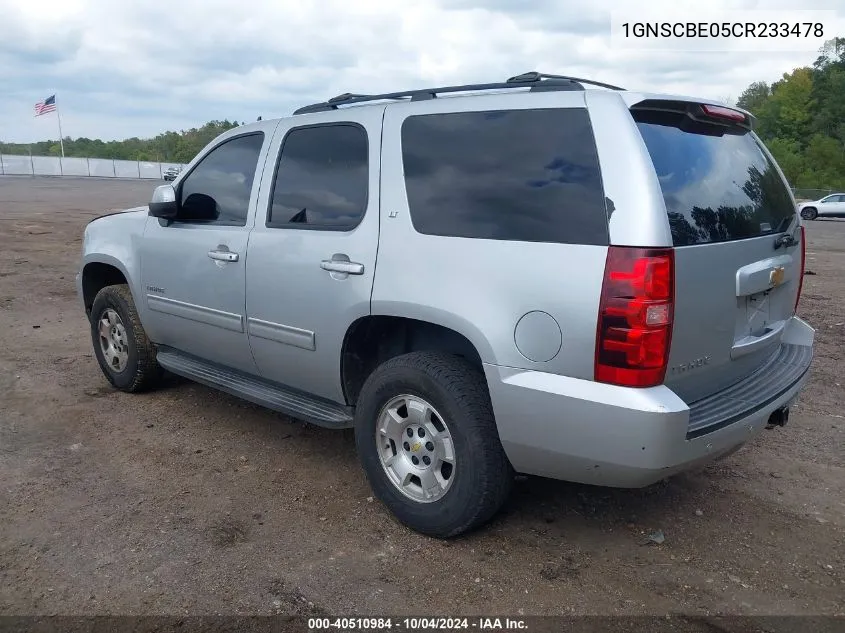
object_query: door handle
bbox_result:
[208,250,239,263]
[320,260,364,275]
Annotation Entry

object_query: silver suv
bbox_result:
[77,72,815,537]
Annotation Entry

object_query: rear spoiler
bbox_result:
[630,98,755,134]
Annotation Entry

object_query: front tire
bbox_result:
[801,207,818,220]
[354,351,513,538]
[90,284,162,393]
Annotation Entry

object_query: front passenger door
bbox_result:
[140,128,273,374]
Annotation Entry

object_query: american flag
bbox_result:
[34,95,57,116]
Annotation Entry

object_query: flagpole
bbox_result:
[56,101,65,158]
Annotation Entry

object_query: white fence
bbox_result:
[0,153,186,180]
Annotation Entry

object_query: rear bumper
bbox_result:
[485,316,814,487]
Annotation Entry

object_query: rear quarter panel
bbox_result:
[374,91,609,380]
[585,90,674,247]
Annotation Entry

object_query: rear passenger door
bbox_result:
[245,109,384,403]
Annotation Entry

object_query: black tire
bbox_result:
[90,284,162,393]
[801,207,818,220]
[354,351,513,538]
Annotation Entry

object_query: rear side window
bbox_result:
[400,108,608,245]
[268,124,368,230]
[633,110,795,246]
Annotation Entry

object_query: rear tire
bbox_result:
[90,284,162,393]
[801,207,818,220]
[354,351,513,538]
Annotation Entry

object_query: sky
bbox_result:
[1,0,844,144]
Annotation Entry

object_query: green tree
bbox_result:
[765,137,804,184]
[735,36,845,190]
[803,134,845,189]
[737,81,770,113]
[768,68,815,141]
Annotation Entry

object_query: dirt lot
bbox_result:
[0,176,843,618]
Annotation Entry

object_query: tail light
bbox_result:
[595,247,675,388]
[700,104,747,123]
[794,225,806,314]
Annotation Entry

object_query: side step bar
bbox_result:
[156,348,354,429]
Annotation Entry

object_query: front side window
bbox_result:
[268,124,369,229]
[400,108,608,245]
[177,133,264,226]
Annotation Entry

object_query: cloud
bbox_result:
[1,0,843,142]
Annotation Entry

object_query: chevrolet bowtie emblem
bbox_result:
[770,266,785,287]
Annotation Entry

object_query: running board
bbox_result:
[156,348,354,429]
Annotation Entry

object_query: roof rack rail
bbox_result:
[293,71,625,115]
[506,71,625,91]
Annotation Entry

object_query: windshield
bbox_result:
[633,110,795,246]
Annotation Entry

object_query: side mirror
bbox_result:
[149,184,178,219]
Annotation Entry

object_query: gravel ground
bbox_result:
[0,176,843,618]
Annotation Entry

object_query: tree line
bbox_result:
[737,37,845,191]
[0,120,242,164]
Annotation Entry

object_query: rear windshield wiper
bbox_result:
[773,231,799,249]
[772,215,800,250]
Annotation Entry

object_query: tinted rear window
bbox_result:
[401,108,608,245]
[634,111,795,246]
[268,124,369,230]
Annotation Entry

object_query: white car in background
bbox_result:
[798,193,845,220]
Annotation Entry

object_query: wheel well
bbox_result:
[341,316,484,405]
[82,263,127,316]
